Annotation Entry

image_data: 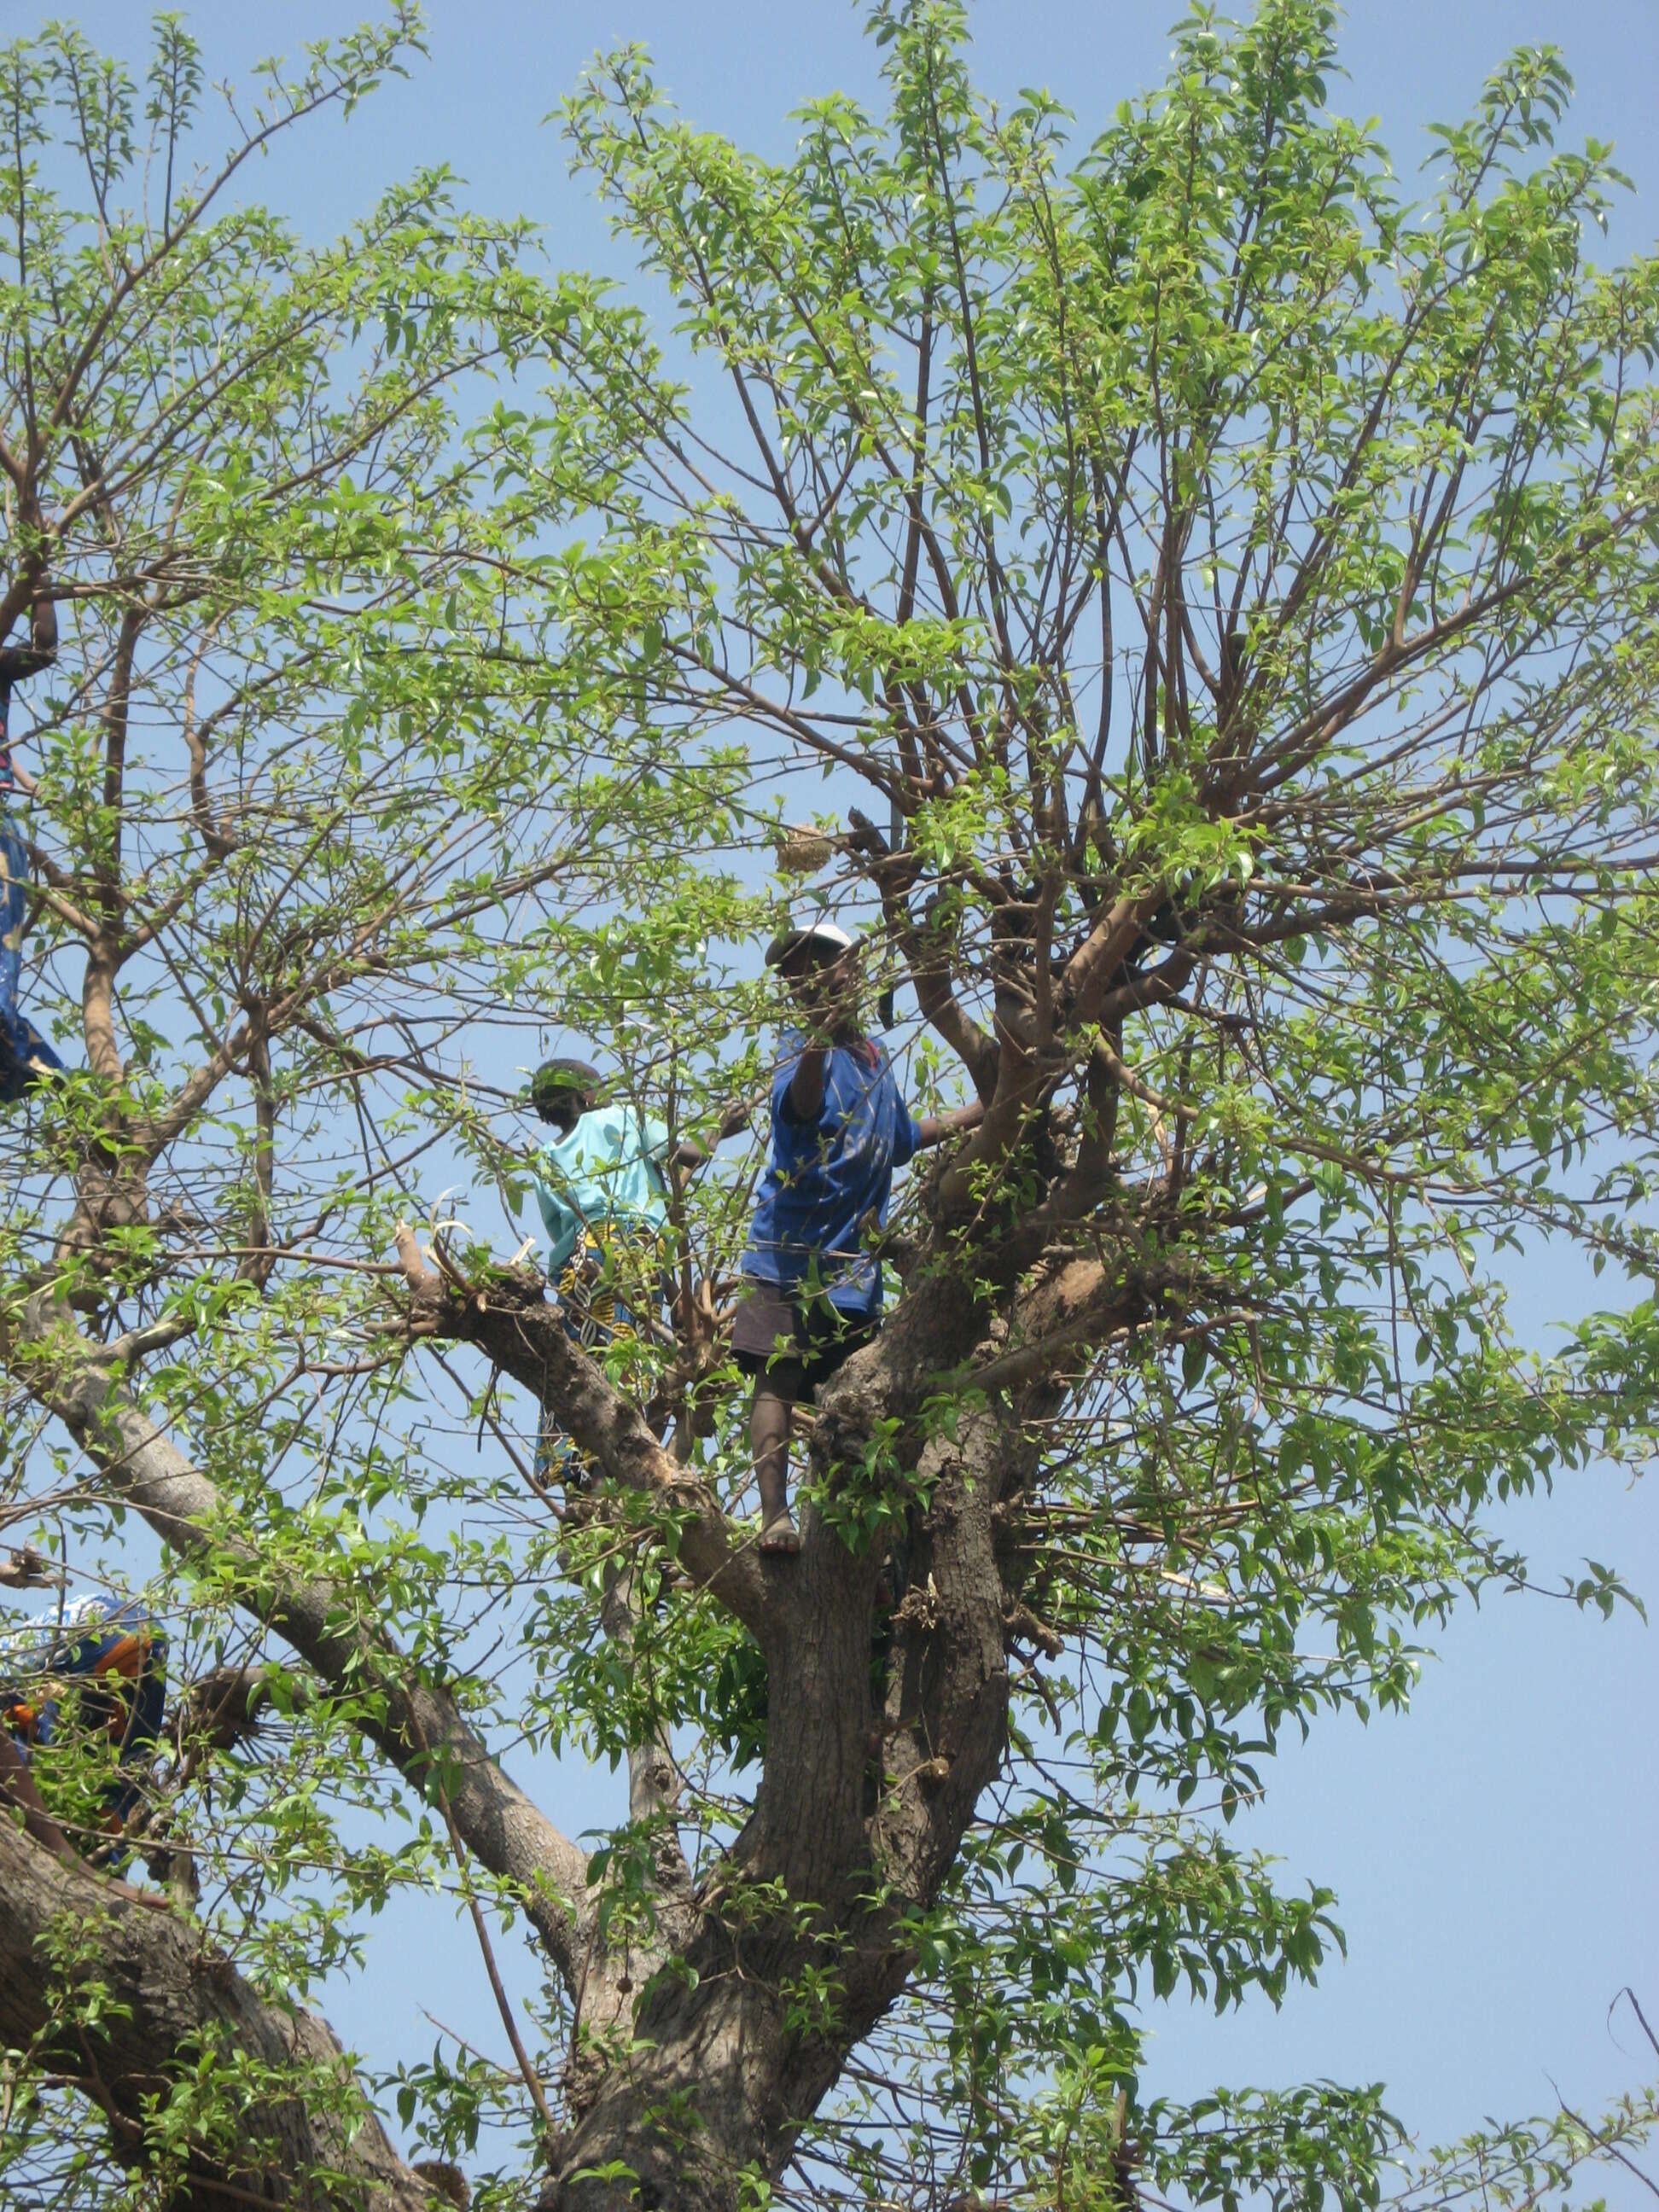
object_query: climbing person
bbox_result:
[734,921,982,1556]
[0,550,64,1102]
[526,1056,746,1484]
[527,1057,668,1484]
[1,1592,171,1908]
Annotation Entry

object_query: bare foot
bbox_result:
[759,1512,800,1557]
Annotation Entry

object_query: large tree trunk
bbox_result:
[533,1353,1039,2212]
[540,1925,913,2212]
[0,1816,436,2209]
[379,1243,1088,2211]
[5,1214,1107,2210]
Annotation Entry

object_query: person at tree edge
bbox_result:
[736,921,982,1556]
[0,1592,169,1911]
[0,550,67,1102]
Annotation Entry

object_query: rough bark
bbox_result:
[534,1375,1035,2212]
[0,1814,436,2209]
[391,1237,1060,2212]
[395,1227,777,1644]
[5,1207,1139,2211]
[17,1294,593,1987]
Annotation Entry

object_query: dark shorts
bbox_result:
[732,1283,876,1400]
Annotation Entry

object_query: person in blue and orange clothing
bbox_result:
[0,1589,170,1908]
[0,546,65,1102]
[735,922,982,1556]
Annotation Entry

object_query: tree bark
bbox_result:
[530,1378,1037,2210]
[9,1215,1101,2209]
[0,1815,437,2209]
[480,1245,1039,2209]
[20,1294,593,1987]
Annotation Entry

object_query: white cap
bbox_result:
[765,919,854,969]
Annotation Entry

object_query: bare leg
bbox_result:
[752,1385,800,1555]
[0,1729,167,1909]
[0,1727,76,1862]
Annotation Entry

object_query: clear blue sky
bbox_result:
[32,0,1659,2197]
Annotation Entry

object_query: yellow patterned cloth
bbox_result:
[537,1233,667,1487]
[556,1232,644,1344]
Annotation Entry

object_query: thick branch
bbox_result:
[17,1299,592,1993]
[0,1818,436,2209]
[393,1227,778,1647]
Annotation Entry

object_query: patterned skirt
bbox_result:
[535,1233,657,1487]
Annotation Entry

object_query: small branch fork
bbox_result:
[390,1222,778,1645]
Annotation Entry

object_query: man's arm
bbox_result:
[786,1046,830,1126]
[915,1098,984,1150]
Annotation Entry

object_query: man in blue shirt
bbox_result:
[735,923,981,1555]
[0,556,66,1103]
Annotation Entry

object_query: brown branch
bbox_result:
[843,809,998,1096]
[0,1818,437,2209]
[15,1296,594,1995]
[182,609,237,859]
[392,1226,777,1648]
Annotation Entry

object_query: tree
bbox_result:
[2,3,1657,2208]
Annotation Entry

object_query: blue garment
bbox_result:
[0,671,62,1098]
[0,674,16,795]
[0,807,63,1102]
[2,1597,168,1824]
[533,1104,671,1273]
[742,1031,923,1315]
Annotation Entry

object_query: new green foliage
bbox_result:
[2,5,1657,2209]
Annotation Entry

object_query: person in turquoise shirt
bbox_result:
[530,1057,673,1279]
[527,1057,670,1487]
[526,1057,748,1486]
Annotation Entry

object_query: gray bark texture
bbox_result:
[0,1813,436,2209]
[2,1223,1129,2209]
[23,1291,592,1988]
[400,1253,1067,2212]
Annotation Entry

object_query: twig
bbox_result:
[399,1697,558,2151]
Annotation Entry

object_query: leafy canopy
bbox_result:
[1,4,1657,2209]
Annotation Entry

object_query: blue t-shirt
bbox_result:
[742,1031,923,1315]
